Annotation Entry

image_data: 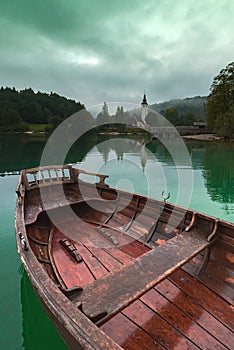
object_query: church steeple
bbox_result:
[141,92,148,106]
[141,92,148,123]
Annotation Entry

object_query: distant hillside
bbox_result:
[150,96,207,121]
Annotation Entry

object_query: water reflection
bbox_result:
[182,140,234,214]
[201,142,234,214]
[1,133,234,214]
[0,133,47,173]
[20,271,68,350]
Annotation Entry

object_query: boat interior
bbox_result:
[18,166,234,350]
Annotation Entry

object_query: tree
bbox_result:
[207,62,234,134]
[0,107,21,130]
[180,112,198,126]
[114,106,127,124]
[165,108,179,125]
[96,102,110,126]
[48,115,63,129]
[214,105,234,139]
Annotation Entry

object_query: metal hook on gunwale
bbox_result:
[162,191,170,202]
[19,232,28,251]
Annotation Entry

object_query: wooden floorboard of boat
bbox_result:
[169,269,234,331]
[122,299,199,350]
[51,228,95,288]
[140,289,228,350]
[103,246,134,265]
[100,313,166,350]
[183,255,234,304]
[101,272,233,350]
[212,242,234,269]
[118,240,150,258]
[155,278,234,349]
[88,246,123,271]
[51,224,150,290]
[72,226,218,324]
[74,243,109,279]
[27,225,233,349]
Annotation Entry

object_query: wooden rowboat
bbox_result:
[15,165,233,350]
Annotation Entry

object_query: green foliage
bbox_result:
[165,108,179,124]
[151,96,207,121]
[0,86,85,131]
[0,105,23,131]
[28,124,48,132]
[207,62,234,137]
[17,121,29,132]
[49,115,64,128]
[214,105,234,139]
[95,103,135,133]
[180,112,198,126]
[163,108,198,126]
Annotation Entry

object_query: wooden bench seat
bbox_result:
[73,218,220,325]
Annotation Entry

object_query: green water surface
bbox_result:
[0,133,233,350]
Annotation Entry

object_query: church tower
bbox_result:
[141,92,148,124]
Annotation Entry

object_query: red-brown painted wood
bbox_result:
[73,227,219,324]
[122,300,199,349]
[155,278,234,349]
[74,243,108,279]
[88,246,123,272]
[140,288,228,350]
[183,255,234,304]
[51,228,94,288]
[119,240,150,258]
[169,269,234,330]
[101,313,165,350]
[104,247,134,265]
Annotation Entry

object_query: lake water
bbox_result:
[0,132,233,350]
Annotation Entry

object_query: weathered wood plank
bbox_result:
[74,228,217,324]
[104,247,134,265]
[74,243,108,279]
[169,269,234,330]
[183,254,234,304]
[100,313,165,350]
[140,289,228,350]
[155,278,234,349]
[88,246,123,272]
[51,228,94,288]
[119,240,150,258]
[122,300,199,350]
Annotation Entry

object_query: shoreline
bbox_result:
[1,131,233,142]
[182,133,221,141]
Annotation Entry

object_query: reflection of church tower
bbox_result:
[141,92,148,124]
[140,144,147,171]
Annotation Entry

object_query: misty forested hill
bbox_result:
[151,96,207,120]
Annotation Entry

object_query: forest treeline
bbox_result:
[0,87,85,131]
[0,87,202,133]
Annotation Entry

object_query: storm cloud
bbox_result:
[0,0,233,107]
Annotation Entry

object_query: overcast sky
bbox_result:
[0,0,233,107]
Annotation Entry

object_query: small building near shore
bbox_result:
[194,122,207,128]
